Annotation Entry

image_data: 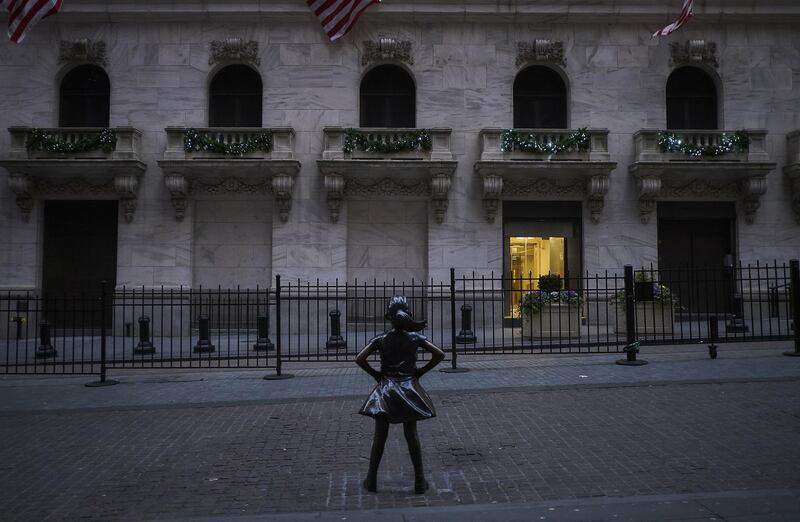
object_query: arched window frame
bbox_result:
[665,65,722,130]
[359,63,417,128]
[57,63,111,128]
[207,63,264,127]
[512,65,570,129]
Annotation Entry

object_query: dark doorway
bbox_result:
[59,64,111,127]
[360,64,415,128]
[657,202,735,314]
[666,67,718,130]
[513,66,568,129]
[209,64,263,127]
[42,201,118,328]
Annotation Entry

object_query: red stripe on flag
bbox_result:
[6,0,61,43]
[308,0,380,42]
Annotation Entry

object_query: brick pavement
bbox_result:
[1,376,800,521]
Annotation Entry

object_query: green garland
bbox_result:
[501,128,590,154]
[184,129,272,155]
[657,130,749,157]
[343,128,432,154]
[26,128,116,153]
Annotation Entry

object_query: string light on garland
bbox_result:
[501,128,590,154]
[343,128,432,154]
[26,128,117,153]
[657,131,749,157]
[184,129,273,155]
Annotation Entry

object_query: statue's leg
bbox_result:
[403,421,428,494]
[364,416,389,492]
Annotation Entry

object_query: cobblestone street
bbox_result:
[1,348,800,521]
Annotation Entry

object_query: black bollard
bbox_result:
[784,259,800,357]
[617,265,647,366]
[456,304,477,343]
[253,313,274,351]
[325,309,347,350]
[708,316,718,359]
[193,314,215,353]
[134,316,155,355]
[35,319,57,358]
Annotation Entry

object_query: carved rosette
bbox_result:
[670,40,718,68]
[209,38,260,66]
[59,38,107,66]
[481,175,504,223]
[324,173,346,223]
[362,38,413,66]
[8,174,33,222]
[164,174,188,222]
[271,174,294,223]
[516,40,566,67]
[741,176,767,224]
[587,175,609,224]
[114,175,139,223]
[430,171,452,224]
[637,177,662,224]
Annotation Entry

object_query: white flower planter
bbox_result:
[612,302,674,335]
[522,303,581,339]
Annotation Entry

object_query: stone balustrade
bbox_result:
[632,129,769,163]
[6,126,142,160]
[163,127,295,160]
[479,128,611,162]
[322,127,453,161]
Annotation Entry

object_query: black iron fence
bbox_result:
[2,260,799,376]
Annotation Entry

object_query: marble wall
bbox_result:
[0,9,799,290]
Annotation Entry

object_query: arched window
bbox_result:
[360,65,415,128]
[209,65,263,127]
[513,66,567,129]
[59,64,110,127]
[666,67,718,130]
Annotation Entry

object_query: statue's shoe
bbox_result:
[414,477,428,494]
[363,476,377,492]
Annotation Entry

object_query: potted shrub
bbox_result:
[520,276,581,338]
[610,280,676,336]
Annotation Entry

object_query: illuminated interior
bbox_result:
[508,236,565,317]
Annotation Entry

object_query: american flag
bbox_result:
[652,0,693,38]
[307,0,381,42]
[2,0,62,43]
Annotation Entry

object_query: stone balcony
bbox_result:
[158,127,300,222]
[0,127,146,222]
[629,129,776,224]
[784,130,800,224]
[473,128,616,223]
[316,127,458,223]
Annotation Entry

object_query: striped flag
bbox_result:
[652,0,693,38]
[307,0,381,42]
[2,0,62,43]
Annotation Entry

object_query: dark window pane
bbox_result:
[513,66,567,128]
[209,65,263,127]
[59,64,110,127]
[360,65,415,127]
[666,67,717,129]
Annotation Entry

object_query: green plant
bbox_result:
[538,274,562,292]
[609,283,678,308]
[519,290,581,315]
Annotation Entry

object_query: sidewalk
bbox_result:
[1,342,799,521]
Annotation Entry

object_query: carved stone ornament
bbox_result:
[362,38,413,66]
[209,38,260,66]
[430,172,452,224]
[481,175,504,223]
[59,38,107,66]
[344,178,430,198]
[516,40,566,67]
[741,176,767,224]
[637,177,662,224]
[670,40,718,68]
[791,178,800,224]
[324,173,346,223]
[587,175,609,224]
[271,173,294,223]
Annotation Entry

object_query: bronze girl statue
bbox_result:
[356,296,445,494]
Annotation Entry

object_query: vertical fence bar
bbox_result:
[441,267,468,373]
[784,259,800,357]
[86,281,118,386]
[265,274,293,379]
[617,265,646,366]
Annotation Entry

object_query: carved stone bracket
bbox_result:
[323,173,345,223]
[59,38,107,66]
[362,38,413,66]
[114,175,139,223]
[587,175,609,224]
[670,40,718,68]
[791,177,800,224]
[741,176,767,224]
[271,174,294,223]
[164,174,188,222]
[481,175,503,223]
[516,40,565,67]
[430,171,452,224]
[209,38,260,66]
[637,176,662,224]
[8,174,33,222]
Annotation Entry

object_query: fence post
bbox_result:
[265,274,293,380]
[35,319,56,358]
[708,316,718,359]
[617,265,647,366]
[86,280,119,387]
[441,268,469,373]
[325,309,347,350]
[456,304,477,343]
[253,311,274,351]
[133,316,155,355]
[784,259,800,357]
[193,315,215,352]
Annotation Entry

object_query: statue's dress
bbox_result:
[358,330,436,423]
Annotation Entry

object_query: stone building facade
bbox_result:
[1,0,799,307]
